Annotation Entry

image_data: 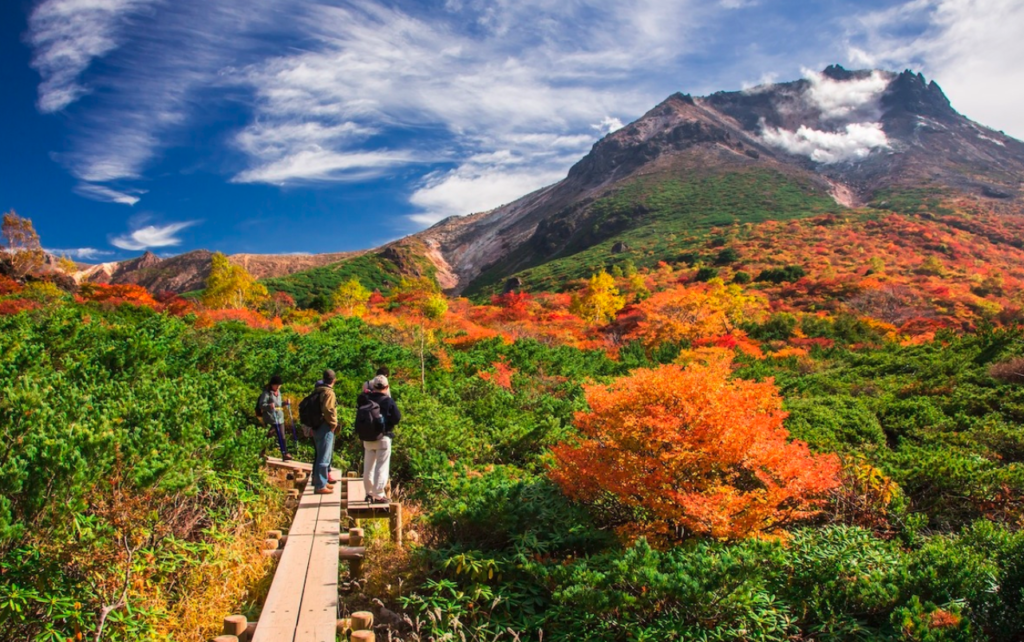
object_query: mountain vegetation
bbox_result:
[5,65,1024,640]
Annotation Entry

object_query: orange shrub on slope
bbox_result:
[550,358,840,542]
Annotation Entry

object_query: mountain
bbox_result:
[85,65,1024,303]
[410,65,1024,295]
[76,249,361,294]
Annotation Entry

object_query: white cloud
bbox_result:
[761,122,890,163]
[27,0,159,112]
[73,183,146,205]
[847,0,1024,140]
[233,0,706,219]
[593,117,625,135]
[804,68,890,120]
[233,148,420,184]
[409,164,567,226]
[110,221,197,251]
[46,247,115,260]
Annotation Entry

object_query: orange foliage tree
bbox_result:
[549,358,840,541]
[625,280,767,349]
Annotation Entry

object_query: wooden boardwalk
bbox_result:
[253,461,341,642]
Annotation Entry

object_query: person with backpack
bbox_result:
[355,374,401,505]
[299,369,340,494]
[361,366,391,397]
[257,375,292,461]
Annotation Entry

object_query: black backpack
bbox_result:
[354,396,386,441]
[254,390,266,418]
[298,388,324,428]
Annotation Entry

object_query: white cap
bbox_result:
[371,375,389,390]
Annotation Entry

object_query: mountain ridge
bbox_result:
[77,65,1024,300]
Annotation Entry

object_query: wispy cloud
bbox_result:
[110,221,197,251]
[233,0,711,222]
[846,0,1024,140]
[29,0,295,200]
[73,183,146,205]
[27,0,159,113]
[46,247,115,260]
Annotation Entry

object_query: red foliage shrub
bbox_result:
[0,299,41,315]
[0,275,22,296]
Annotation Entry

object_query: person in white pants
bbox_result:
[358,375,401,504]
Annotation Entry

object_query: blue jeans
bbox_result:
[312,424,335,490]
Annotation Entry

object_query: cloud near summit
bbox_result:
[759,69,892,164]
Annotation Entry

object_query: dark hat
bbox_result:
[269,374,283,386]
[323,368,336,382]
[376,366,390,376]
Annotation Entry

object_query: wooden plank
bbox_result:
[266,456,313,472]
[346,478,373,510]
[294,473,341,641]
[252,481,321,642]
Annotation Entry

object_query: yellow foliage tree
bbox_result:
[570,270,625,323]
[627,279,767,348]
[332,277,371,316]
[2,210,45,278]
[56,254,78,276]
[201,252,269,310]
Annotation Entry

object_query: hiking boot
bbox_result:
[364,494,373,504]
[282,453,293,461]
[372,496,391,504]
[314,488,332,495]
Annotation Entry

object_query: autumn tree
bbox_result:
[569,270,625,324]
[1,210,45,278]
[266,291,296,318]
[201,252,269,310]
[549,357,841,542]
[57,254,78,275]
[332,276,371,316]
[626,280,766,348]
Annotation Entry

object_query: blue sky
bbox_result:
[2,0,1023,261]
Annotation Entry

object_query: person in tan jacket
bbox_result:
[312,369,339,494]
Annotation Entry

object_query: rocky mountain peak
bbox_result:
[883,69,954,119]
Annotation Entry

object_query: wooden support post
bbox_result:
[261,549,282,559]
[262,538,279,550]
[279,535,288,546]
[287,489,299,498]
[339,533,350,545]
[351,612,374,630]
[347,470,358,478]
[351,631,375,642]
[223,615,247,637]
[389,502,403,545]
[336,618,352,635]
[244,621,257,640]
[349,528,364,547]
[349,557,363,579]
[266,530,282,540]
[212,636,238,642]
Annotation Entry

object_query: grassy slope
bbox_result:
[262,242,438,308]
[465,169,841,298]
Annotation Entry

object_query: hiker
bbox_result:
[311,369,339,495]
[355,374,401,505]
[258,374,292,461]
[361,366,391,397]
